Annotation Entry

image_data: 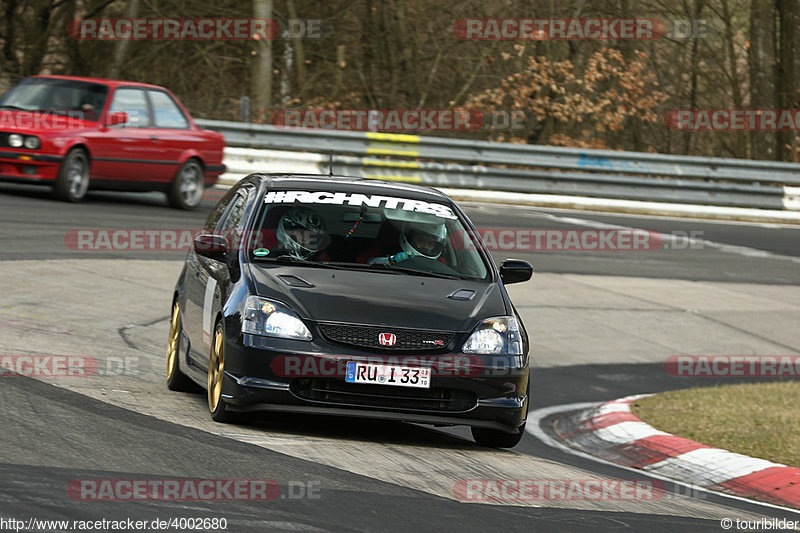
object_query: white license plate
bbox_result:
[345,361,431,389]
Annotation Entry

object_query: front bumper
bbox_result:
[0,151,61,182]
[214,330,529,433]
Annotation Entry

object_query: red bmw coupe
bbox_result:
[0,75,225,209]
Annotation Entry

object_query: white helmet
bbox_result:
[277,207,326,259]
[400,222,447,259]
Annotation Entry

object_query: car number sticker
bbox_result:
[263,190,457,219]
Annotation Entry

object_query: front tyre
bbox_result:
[166,300,194,392]
[54,148,90,202]
[167,159,204,210]
[208,323,235,423]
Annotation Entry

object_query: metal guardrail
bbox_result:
[195,119,800,211]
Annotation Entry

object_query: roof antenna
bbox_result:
[328,151,334,177]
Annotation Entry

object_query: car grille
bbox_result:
[291,379,477,412]
[318,322,454,351]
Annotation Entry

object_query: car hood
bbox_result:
[247,263,508,332]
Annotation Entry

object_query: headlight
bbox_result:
[8,134,23,148]
[462,316,522,355]
[242,296,312,341]
[23,136,40,149]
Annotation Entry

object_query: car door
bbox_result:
[184,184,256,367]
[90,87,169,182]
[183,191,234,363]
[145,89,198,181]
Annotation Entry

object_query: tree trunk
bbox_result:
[777,0,800,160]
[108,0,141,79]
[286,0,306,96]
[334,45,346,98]
[749,0,777,160]
[1,0,22,78]
[251,0,273,120]
[682,0,706,155]
[618,0,644,152]
[722,0,747,157]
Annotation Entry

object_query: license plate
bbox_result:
[345,361,431,389]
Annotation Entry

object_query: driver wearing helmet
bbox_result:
[276,206,328,260]
[368,222,447,265]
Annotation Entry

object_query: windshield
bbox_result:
[249,190,489,280]
[0,78,109,122]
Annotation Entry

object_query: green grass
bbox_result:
[630,381,800,467]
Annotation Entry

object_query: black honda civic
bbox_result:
[167,173,533,447]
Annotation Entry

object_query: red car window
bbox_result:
[109,88,151,127]
[149,90,189,129]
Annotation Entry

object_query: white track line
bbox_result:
[525,402,800,515]
[543,213,800,264]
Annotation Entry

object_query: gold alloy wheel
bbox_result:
[166,301,180,381]
[208,325,225,412]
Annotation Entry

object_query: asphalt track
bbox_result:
[0,182,799,532]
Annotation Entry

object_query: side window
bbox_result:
[148,90,189,129]
[217,193,247,250]
[218,193,248,234]
[203,183,257,234]
[108,88,151,127]
[203,188,238,232]
[215,183,257,250]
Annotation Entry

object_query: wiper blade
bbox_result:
[380,265,461,280]
[253,254,345,269]
[322,261,402,274]
[273,254,316,265]
[0,105,26,110]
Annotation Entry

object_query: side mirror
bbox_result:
[194,234,228,261]
[107,111,128,126]
[500,259,533,284]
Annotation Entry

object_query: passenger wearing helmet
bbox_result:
[368,222,447,265]
[276,207,328,259]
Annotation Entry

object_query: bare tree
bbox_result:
[748,0,777,160]
[251,0,273,119]
[777,0,800,160]
[108,0,141,78]
[286,0,306,94]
